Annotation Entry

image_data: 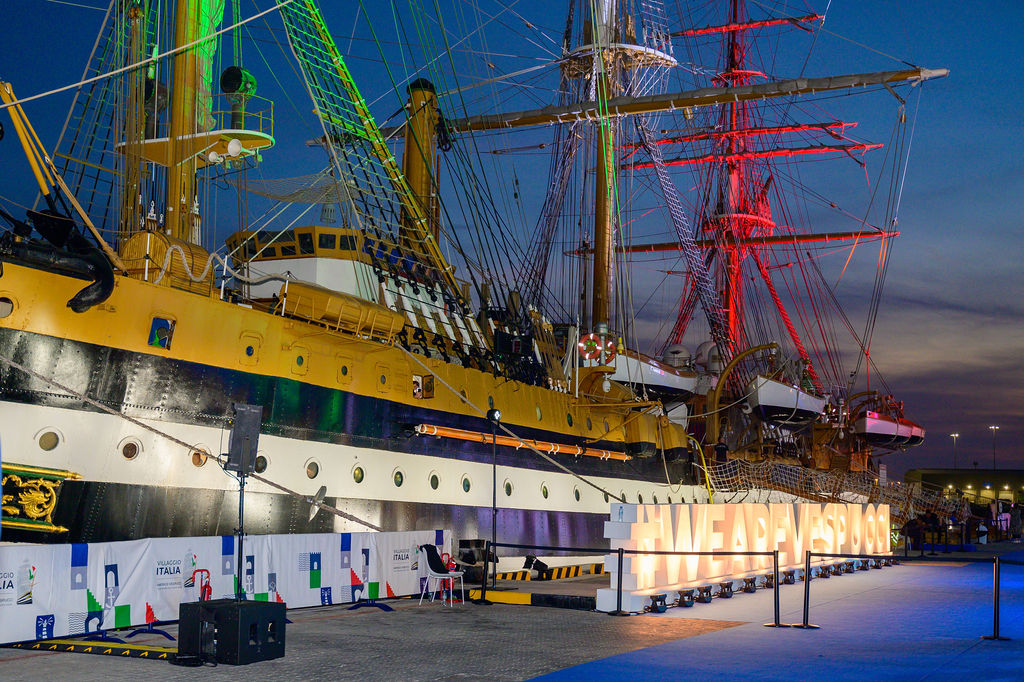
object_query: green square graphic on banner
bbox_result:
[310,569,321,588]
[255,593,268,601]
[86,589,102,613]
[368,582,379,600]
[114,604,131,628]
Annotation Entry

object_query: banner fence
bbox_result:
[0,529,450,644]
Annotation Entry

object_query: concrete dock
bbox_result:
[2,544,1023,681]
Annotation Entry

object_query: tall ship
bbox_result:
[0,0,945,544]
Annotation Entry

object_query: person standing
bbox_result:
[1010,504,1022,543]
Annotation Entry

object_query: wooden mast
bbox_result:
[164,0,201,243]
[591,0,617,330]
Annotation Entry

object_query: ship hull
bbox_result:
[0,318,703,545]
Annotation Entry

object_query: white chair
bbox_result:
[418,544,464,606]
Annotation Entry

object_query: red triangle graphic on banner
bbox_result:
[145,603,156,624]
[386,582,396,598]
[276,592,284,603]
[350,568,363,586]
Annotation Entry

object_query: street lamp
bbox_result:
[949,433,959,470]
[989,425,999,470]
[487,408,501,587]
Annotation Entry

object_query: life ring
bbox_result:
[578,333,616,363]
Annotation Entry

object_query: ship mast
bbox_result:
[164,0,203,243]
[591,0,617,331]
[714,0,759,348]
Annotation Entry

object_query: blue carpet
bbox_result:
[536,559,1024,681]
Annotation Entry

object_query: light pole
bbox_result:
[949,432,959,470]
[989,425,999,470]
[487,408,501,587]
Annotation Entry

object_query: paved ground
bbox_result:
[1,544,1022,681]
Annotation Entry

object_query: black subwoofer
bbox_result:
[178,599,286,665]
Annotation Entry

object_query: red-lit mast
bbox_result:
[660,2,845,391]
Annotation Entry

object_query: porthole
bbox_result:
[573,487,581,502]
[604,492,609,503]
[353,466,364,483]
[191,448,210,467]
[620,491,626,502]
[37,430,60,452]
[603,420,610,434]
[380,374,387,385]
[541,484,549,499]
[306,460,320,479]
[245,345,255,357]
[0,297,13,318]
[652,494,659,504]
[667,496,673,504]
[254,454,268,474]
[504,480,513,497]
[488,395,494,409]
[462,476,471,493]
[586,417,592,431]
[535,406,542,421]
[341,365,349,376]
[296,355,304,366]
[120,440,140,461]
[567,413,573,427]
[393,469,404,487]
[429,472,440,490]
[638,493,644,504]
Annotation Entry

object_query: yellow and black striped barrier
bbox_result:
[588,562,606,575]
[495,570,531,581]
[468,589,595,611]
[538,564,583,581]
[4,638,176,660]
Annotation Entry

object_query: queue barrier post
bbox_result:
[609,547,628,616]
[982,556,1010,641]
[473,541,493,605]
[792,550,819,629]
[763,549,790,628]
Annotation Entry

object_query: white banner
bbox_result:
[0,529,449,644]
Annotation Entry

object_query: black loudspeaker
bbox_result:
[225,403,263,474]
[178,599,286,665]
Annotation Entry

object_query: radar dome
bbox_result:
[694,340,716,365]
[662,344,692,368]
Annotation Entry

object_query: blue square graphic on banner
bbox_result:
[70,544,88,590]
[435,529,444,546]
[340,551,351,570]
[320,587,332,605]
[221,535,235,575]
[36,615,55,639]
[310,552,321,572]
[341,533,351,552]
[103,564,120,607]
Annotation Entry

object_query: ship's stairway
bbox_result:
[706,460,968,526]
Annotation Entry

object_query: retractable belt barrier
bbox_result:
[476,541,792,627]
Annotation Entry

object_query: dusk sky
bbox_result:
[1,1,1021,480]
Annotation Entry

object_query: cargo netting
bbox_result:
[705,460,970,526]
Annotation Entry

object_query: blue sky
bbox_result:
[0,0,1021,479]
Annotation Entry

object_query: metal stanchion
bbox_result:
[609,547,628,616]
[764,549,790,628]
[792,550,819,629]
[981,557,1010,641]
[472,540,493,605]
